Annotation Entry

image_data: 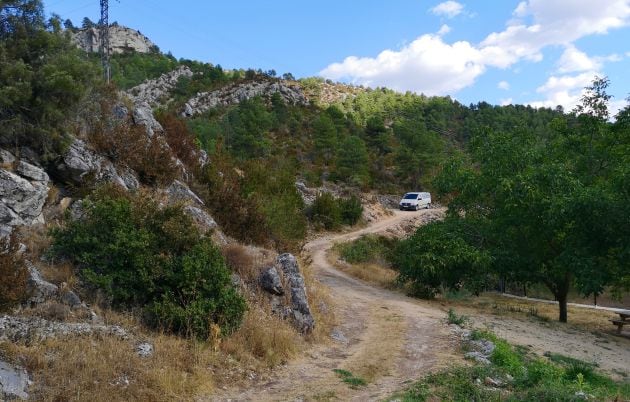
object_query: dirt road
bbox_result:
[213,209,454,401]
[213,208,630,401]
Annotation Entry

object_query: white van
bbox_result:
[399,192,431,211]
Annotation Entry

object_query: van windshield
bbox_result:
[403,194,418,200]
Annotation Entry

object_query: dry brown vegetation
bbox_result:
[328,249,398,289]
[0,234,29,311]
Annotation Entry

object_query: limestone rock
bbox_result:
[15,160,48,182]
[183,205,216,233]
[0,315,128,342]
[136,342,154,358]
[131,101,163,137]
[60,289,82,308]
[165,180,204,206]
[56,138,138,191]
[71,25,155,54]
[275,253,315,333]
[182,79,308,117]
[259,266,284,296]
[0,360,29,400]
[0,163,48,229]
[25,261,58,305]
[127,66,193,108]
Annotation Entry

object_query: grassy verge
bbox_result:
[331,235,399,287]
[389,321,630,401]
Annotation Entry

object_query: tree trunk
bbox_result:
[557,291,568,323]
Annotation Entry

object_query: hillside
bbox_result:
[1,3,629,401]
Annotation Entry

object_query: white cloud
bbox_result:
[320,34,485,95]
[529,71,596,110]
[320,0,630,96]
[500,98,513,106]
[556,45,600,72]
[437,24,451,35]
[430,1,465,18]
[498,80,510,90]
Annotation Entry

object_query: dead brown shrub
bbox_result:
[156,112,201,172]
[0,234,29,311]
[222,244,257,282]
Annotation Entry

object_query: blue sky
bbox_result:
[45,0,630,112]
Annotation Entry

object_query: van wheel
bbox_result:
[415,205,419,211]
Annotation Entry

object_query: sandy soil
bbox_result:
[210,209,630,401]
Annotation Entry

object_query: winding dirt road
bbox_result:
[213,209,455,401]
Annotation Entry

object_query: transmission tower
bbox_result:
[99,0,110,83]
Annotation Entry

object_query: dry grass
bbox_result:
[222,306,300,368]
[444,293,626,335]
[221,243,276,285]
[300,256,336,343]
[0,234,29,311]
[2,333,217,402]
[327,250,397,289]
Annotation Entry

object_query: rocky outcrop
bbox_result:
[165,180,204,205]
[259,266,284,296]
[0,360,30,400]
[262,254,315,334]
[127,66,193,108]
[71,25,156,54]
[183,205,216,234]
[0,150,49,235]
[25,261,84,309]
[0,315,128,342]
[181,79,309,117]
[55,138,139,191]
[131,101,164,137]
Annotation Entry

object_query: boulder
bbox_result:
[0,360,29,400]
[275,253,315,333]
[136,342,154,358]
[25,261,58,305]
[60,289,82,308]
[56,138,138,191]
[259,266,284,296]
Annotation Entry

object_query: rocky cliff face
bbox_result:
[0,151,49,236]
[127,66,193,108]
[71,25,156,54]
[181,79,309,117]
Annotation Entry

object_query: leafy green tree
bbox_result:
[336,135,369,186]
[392,218,490,299]
[312,113,338,165]
[224,97,274,159]
[0,0,98,157]
[423,78,630,322]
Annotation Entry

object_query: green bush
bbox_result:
[50,188,245,338]
[309,193,364,230]
[336,234,395,265]
[309,193,342,230]
[339,195,363,225]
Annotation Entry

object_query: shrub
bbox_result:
[309,192,342,230]
[339,195,363,225]
[336,235,395,265]
[0,234,29,311]
[49,189,245,338]
[446,308,468,326]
